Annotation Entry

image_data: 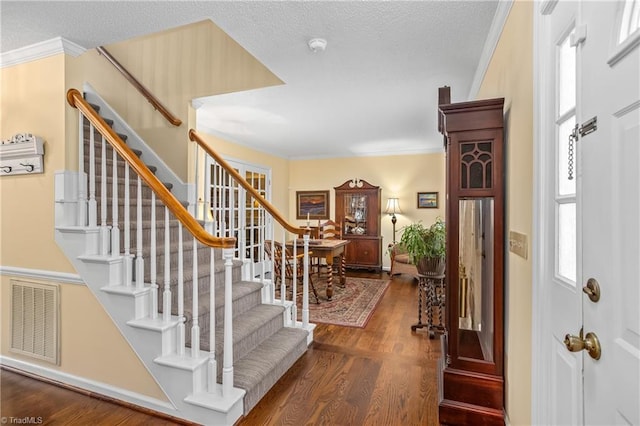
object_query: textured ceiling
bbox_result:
[1,1,500,159]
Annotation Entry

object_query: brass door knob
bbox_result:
[564,329,602,360]
[582,278,601,302]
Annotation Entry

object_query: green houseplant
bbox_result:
[399,217,446,275]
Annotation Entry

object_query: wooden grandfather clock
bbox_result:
[438,86,506,425]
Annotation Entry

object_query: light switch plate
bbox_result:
[509,231,528,259]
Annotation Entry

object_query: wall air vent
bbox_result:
[10,280,60,365]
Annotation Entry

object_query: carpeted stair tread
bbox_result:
[176,280,263,323]
[233,327,308,413]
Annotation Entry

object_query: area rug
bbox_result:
[299,277,390,328]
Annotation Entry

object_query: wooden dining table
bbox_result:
[288,239,350,301]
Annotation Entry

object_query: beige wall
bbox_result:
[0,55,75,272]
[289,153,445,270]
[476,2,534,424]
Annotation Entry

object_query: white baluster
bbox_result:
[150,192,158,319]
[123,164,132,287]
[177,224,185,355]
[208,245,217,392]
[88,123,97,227]
[222,247,234,397]
[191,237,200,357]
[77,114,87,226]
[111,149,120,256]
[163,206,171,323]
[135,176,144,288]
[100,136,108,255]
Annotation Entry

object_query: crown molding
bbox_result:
[0,37,86,68]
[467,0,514,100]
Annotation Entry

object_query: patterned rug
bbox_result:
[301,277,390,328]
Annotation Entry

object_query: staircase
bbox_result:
[55,88,312,425]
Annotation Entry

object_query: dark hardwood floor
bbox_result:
[1,271,441,425]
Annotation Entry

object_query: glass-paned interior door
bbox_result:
[207,157,272,276]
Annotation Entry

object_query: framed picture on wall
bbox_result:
[417,192,438,209]
[296,190,330,219]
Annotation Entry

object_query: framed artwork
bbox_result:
[417,191,438,209]
[296,190,330,219]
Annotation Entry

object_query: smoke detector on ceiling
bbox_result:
[308,38,327,53]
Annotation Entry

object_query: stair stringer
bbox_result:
[54,214,245,424]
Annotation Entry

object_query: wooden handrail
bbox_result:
[67,89,235,249]
[188,129,310,237]
[96,46,182,127]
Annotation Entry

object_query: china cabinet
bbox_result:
[334,179,382,271]
[438,87,506,425]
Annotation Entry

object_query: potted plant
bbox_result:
[399,217,446,276]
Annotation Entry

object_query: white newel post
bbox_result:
[163,207,171,323]
[111,149,120,256]
[208,246,217,393]
[123,164,132,287]
[191,237,200,357]
[302,234,310,328]
[222,247,234,397]
[150,192,158,319]
[100,137,109,255]
[135,176,144,288]
[77,114,87,226]
[291,238,298,322]
[88,124,97,227]
[177,224,185,355]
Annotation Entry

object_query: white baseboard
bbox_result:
[0,356,178,419]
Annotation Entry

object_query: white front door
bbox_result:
[536,1,640,424]
[580,1,640,423]
[537,1,584,423]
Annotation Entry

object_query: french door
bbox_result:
[207,157,272,276]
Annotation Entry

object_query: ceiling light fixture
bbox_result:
[308,38,327,53]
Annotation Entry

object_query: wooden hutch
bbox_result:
[334,179,382,271]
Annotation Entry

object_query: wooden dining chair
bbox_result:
[264,240,319,303]
[314,220,343,276]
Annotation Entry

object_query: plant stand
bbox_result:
[411,273,446,339]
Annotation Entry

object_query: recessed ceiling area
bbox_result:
[1,1,502,159]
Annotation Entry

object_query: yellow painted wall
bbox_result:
[476,2,534,424]
[0,276,168,401]
[0,55,74,272]
[289,153,446,270]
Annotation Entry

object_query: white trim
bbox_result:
[0,356,178,417]
[467,0,514,100]
[607,29,640,66]
[531,5,546,423]
[0,265,84,285]
[0,37,85,68]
